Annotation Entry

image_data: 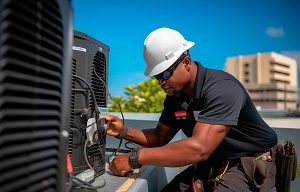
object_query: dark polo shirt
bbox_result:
[159,62,278,160]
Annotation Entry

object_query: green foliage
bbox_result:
[109,78,166,112]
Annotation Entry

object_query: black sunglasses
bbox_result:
[155,52,187,81]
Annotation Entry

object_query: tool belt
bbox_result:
[276,141,297,192]
[240,149,274,189]
[208,148,275,191]
[204,142,297,192]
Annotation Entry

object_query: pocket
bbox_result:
[266,160,276,177]
[240,156,267,189]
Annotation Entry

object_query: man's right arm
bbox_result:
[106,115,178,147]
[124,122,178,147]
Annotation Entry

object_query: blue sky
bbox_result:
[73,0,300,97]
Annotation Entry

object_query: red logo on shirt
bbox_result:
[175,111,187,119]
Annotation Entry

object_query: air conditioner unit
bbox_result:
[0,0,73,191]
[70,31,109,178]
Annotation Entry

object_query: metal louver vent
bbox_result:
[68,58,77,156]
[0,0,65,191]
[89,51,107,109]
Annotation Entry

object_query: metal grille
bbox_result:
[0,0,64,191]
[68,58,77,156]
[89,51,107,109]
[87,52,106,175]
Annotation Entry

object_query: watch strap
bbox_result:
[115,126,128,139]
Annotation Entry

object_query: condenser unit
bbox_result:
[70,31,109,178]
[0,0,73,191]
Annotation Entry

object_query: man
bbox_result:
[106,27,278,191]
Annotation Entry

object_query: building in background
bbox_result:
[225,52,298,110]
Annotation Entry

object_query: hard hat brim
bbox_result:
[144,41,195,76]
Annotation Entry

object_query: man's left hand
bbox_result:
[109,153,132,176]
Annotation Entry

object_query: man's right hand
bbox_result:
[105,115,124,137]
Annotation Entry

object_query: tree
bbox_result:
[109,78,166,113]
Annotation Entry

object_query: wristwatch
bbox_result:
[129,148,142,169]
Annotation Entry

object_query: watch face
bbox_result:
[129,148,142,169]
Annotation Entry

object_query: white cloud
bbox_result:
[266,26,285,38]
[280,50,300,67]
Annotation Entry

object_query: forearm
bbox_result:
[138,137,209,167]
[124,127,166,147]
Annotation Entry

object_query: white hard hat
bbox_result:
[143,27,195,76]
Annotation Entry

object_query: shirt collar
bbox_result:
[172,61,207,106]
[194,61,207,100]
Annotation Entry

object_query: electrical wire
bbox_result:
[85,121,96,129]
[71,74,106,189]
[70,121,96,133]
[73,75,98,109]
[71,174,106,189]
[73,74,106,146]
[92,67,128,161]
[84,140,94,172]
[65,173,73,192]
[70,134,106,190]
[73,75,103,136]
[93,67,142,158]
[69,63,142,190]
[73,75,100,168]
[125,141,141,150]
[92,67,124,122]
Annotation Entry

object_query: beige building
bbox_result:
[225,52,298,109]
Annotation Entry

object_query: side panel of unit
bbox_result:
[70,31,109,177]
